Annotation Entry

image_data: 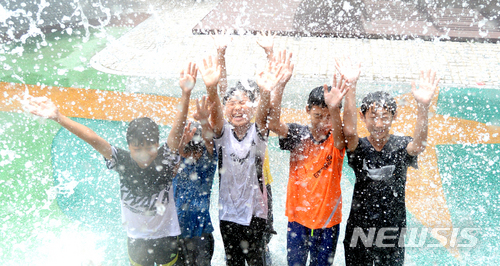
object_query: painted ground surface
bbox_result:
[1,28,499,265]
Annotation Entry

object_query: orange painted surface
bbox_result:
[2,81,499,257]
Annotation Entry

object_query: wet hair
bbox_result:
[223,81,257,105]
[360,91,397,116]
[307,86,343,109]
[126,117,160,146]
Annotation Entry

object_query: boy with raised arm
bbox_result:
[213,31,278,263]
[267,51,349,266]
[199,54,283,266]
[174,96,218,266]
[27,62,198,266]
[340,59,440,265]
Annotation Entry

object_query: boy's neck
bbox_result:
[310,127,329,142]
[233,123,251,140]
[367,134,391,151]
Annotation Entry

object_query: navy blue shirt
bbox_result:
[173,147,217,238]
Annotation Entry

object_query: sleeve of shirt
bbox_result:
[403,136,418,169]
[347,138,363,170]
[105,146,120,170]
[160,142,181,166]
[279,123,305,151]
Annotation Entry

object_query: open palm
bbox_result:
[27,96,59,120]
[334,56,361,85]
[324,74,349,108]
[200,56,221,88]
[257,30,275,52]
[179,62,198,93]
[412,69,440,107]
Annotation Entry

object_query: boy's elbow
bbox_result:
[343,129,357,139]
[408,143,426,156]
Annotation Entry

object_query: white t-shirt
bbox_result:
[214,122,268,226]
[106,145,181,239]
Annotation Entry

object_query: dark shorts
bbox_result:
[343,226,405,266]
[287,221,340,266]
[127,236,178,266]
[220,217,267,266]
[177,233,214,266]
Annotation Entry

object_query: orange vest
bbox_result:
[286,133,345,229]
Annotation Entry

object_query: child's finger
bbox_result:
[429,70,436,85]
[201,96,207,110]
[340,75,347,91]
[286,51,292,65]
[202,58,208,71]
[434,77,441,88]
[411,81,417,93]
[195,98,201,112]
[323,84,329,95]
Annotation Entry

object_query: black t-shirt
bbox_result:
[346,135,418,229]
[106,143,179,215]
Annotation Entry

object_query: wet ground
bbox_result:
[1,0,500,265]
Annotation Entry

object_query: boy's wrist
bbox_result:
[217,48,226,55]
[180,90,192,97]
[328,104,342,111]
[417,102,430,111]
[206,86,218,95]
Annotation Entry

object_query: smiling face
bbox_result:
[361,105,396,142]
[128,142,159,169]
[307,105,333,138]
[224,90,256,128]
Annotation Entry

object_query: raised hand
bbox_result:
[411,69,440,108]
[26,96,60,120]
[256,59,283,94]
[324,74,349,109]
[193,96,211,126]
[179,62,198,93]
[199,55,221,89]
[334,56,361,87]
[178,121,197,158]
[257,30,276,54]
[212,29,232,52]
[273,49,294,87]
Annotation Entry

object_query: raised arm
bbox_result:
[167,62,197,152]
[212,31,232,97]
[193,96,215,155]
[324,74,349,150]
[200,55,224,137]
[267,50,294,137]
[178,121,198,159]
[27,96,112,159]
[255,58,284,135]
[257,30,276,62]
[406,69,440,156]
[336,56,361,151]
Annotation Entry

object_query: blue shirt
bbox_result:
[173,147,217,238]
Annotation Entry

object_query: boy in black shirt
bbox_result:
[339,58,440,265]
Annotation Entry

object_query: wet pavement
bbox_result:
[90,0,500,88]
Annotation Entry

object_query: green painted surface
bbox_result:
[437,87,500,126]
[0,28,130,91]
[0,111,71,264]
[436,144,500,265]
